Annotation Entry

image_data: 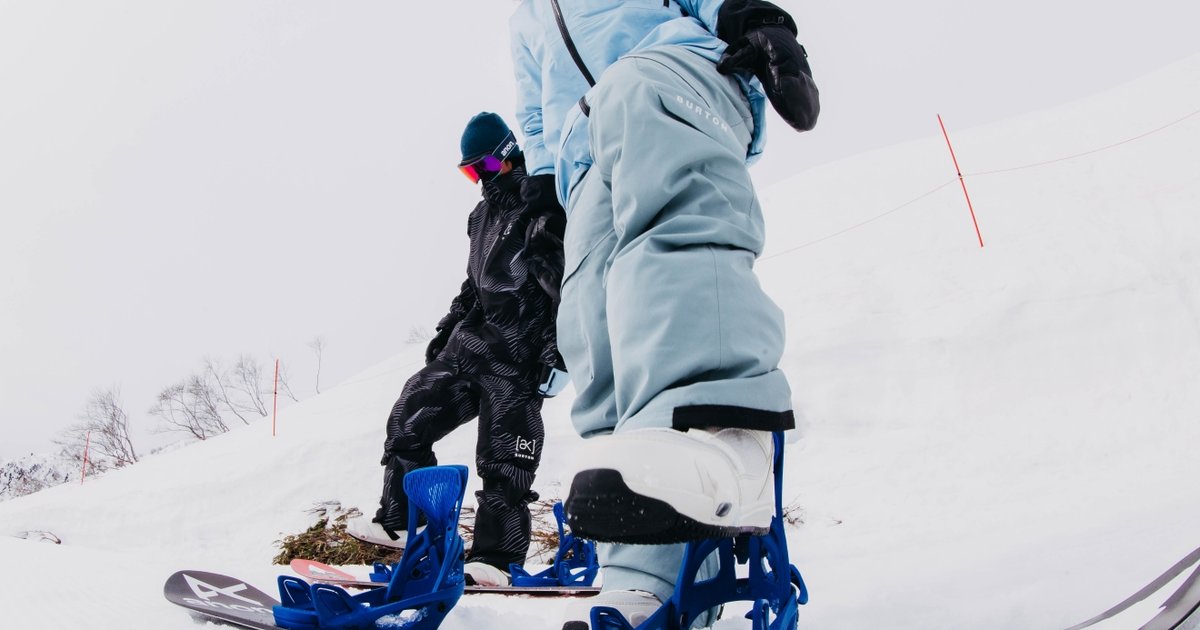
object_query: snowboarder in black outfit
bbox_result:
[348,112,567,587]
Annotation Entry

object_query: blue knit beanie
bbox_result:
[459,112,520,164]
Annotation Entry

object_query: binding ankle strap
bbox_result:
[672,405,796,432]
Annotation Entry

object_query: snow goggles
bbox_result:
[458,131,518,184]
[458,154,505,184]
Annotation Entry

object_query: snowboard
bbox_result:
[1066,544,1200,630]
[290,558,601,597]
[163,570,281,630]
[164,564,606,629]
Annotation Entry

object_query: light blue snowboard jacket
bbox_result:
[509,0,769,204]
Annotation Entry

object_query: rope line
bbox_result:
[762,103,1200,258]
[760,180,956,260]
[965,105,1200,177]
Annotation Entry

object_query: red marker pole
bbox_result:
[938,114,985,248]
[80,430,91,485]
[272,359,280,437]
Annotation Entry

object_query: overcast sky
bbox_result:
[2,0,1198,461]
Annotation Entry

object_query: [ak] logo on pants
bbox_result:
[515,436,537,461]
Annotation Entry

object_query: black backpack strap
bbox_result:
[550,0,596,87]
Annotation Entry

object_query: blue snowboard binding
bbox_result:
[371,501,599,589]
[273,465,469,630]
[590,432,808,630]
[509,501,599,587]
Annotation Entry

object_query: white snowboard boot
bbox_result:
[564,427,775,544]
[344,516,407,549]
[463,562,511,587]
[561,589,663,630]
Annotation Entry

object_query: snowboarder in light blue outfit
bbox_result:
[508,1,818,627]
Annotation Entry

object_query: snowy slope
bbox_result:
[2,54,1199,629]
[755,51,1200,628]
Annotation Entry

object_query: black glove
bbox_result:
[716,0,820,132]
[520,174,567,302]
[521,174,566,227]
[425,326,453,364]
[525,214,566,303]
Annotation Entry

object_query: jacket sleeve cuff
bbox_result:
[716,0,798,42]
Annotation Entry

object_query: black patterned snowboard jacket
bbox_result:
[436,164,564,376]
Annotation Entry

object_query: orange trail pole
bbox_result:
[938,114,985,248]
[273,359,280,437]
[80,430,91,485]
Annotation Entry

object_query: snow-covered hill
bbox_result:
[0,452,74,502]
[2,53,1198,629]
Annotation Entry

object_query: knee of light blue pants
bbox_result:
[607,241,792,432]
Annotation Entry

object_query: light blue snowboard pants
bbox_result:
[557,46,794,602]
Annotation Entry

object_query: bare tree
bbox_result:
[230,355,270,417]
[276,361,300,403]
[308,336,326,394]
[150,373,229,440]
[56,386,139,470]
[203,358,253,425]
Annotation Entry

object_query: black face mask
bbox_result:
[482,166,523,196]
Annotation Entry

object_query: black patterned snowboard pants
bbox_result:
[375,353,544,571]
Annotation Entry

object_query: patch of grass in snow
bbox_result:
[272,497,570,566]
[273,501,402,566]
